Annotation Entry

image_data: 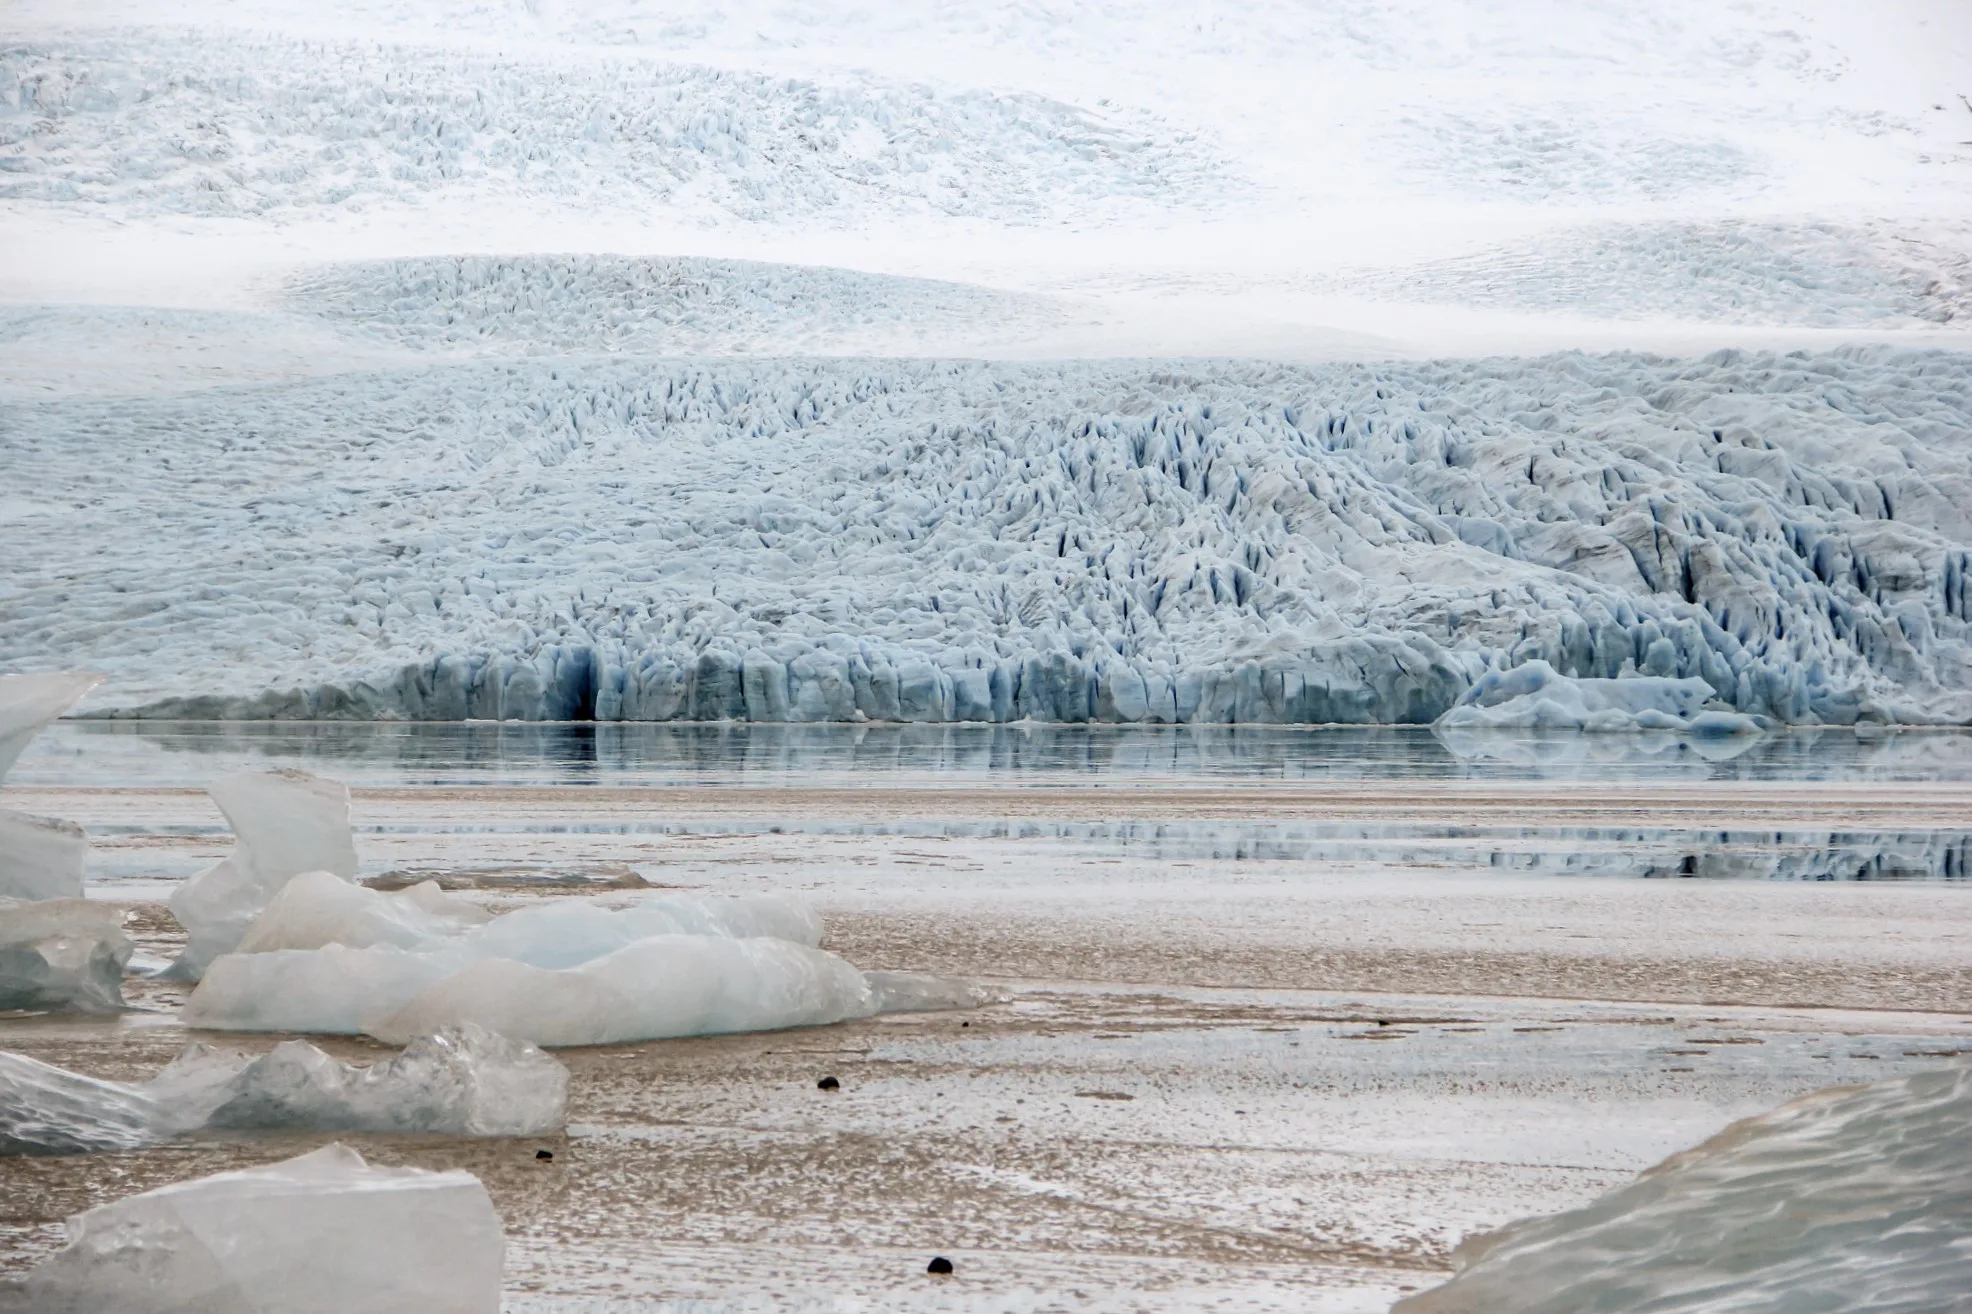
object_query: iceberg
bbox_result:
[1,1025,566,1156]
[165,769,360,981]
[370,933,876,1047]
[0,1143,504,1313]
[1394,1064,1972,1314]
[1434,660,1766,735]
[0,672,100,782]
[0,1051,159,1156]
[0,898,132,1013]
[0,673,101,901]
[0,809,87,904]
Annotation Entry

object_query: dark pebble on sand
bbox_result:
[927,1256,954,1275]
[817,1076,840,1090]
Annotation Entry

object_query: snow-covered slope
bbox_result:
[5,347,1968,723]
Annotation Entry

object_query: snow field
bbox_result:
[7,347,1971,724]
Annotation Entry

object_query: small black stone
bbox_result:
[927,1256,954,1275]
[817,1076,840,1091]
[535,1149,554,1161]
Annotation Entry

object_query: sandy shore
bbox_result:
[4,780,1969,1310]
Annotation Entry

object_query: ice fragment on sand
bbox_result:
[371,934,875,1047]
[1394,1064,1972,1314]
[1434,660,1765,734]
[0,1143,504,1314]
[462,890,823,966]
[0,810,87,903]
[0,1051,159,1156]
[185,942,472,1034]
[0,672,100,782]
[0,898,131,1012]
[166,769,359,980]
[865,970,999,1014]
[236,870,490,954]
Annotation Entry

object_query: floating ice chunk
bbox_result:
[1394,1064,1972,1314]
[865,970,999,1014]
[237,871,490,954]
[372,934,875,1047]
[185,942,473,1034]
[0,810,87,902]
[0,672,100,783]
[0,1143,504,1314]
[0,1051,159,1156]
[1434,661,1765,734]
[0,898,131,1013]
[166,769,360,980]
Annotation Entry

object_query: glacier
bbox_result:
[9,347,1971,726]
[2,1025,567,1155]
[0,1143,505,1313]
[1393,1063,1972,1314]
[165,768,361,980]
[0,898,132,1013]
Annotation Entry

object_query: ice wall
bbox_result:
[12,351,1972,726]
[166,769,360,980]
[0,1144,505,1313]
[1394,1064,1972,1314]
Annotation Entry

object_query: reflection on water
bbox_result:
[15,723,1972,884]
[16,720,1972,787]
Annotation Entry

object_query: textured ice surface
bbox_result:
[290,255,1070,358]
[236,871,491,954]
[12,349,1972,726]
[190,887,833,1034]
[0,809,86,903]
[0,1143,504,1313]
[1395,1063,1972,1314]
[4,1025,564,1154]
[166,769,359,980]
[370,933,875,1047]
[0,34,1226,224]
[0,1050,158,1156]
[0,898,131,1013]
[1335,222,1972,329]
[1435,660,1764,735]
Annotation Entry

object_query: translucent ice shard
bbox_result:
[1434,660,1766,734]
[1394,1064,1972,1314]
[0,1051,159,1156]
[0,672,100,783]
[865,970,999,1014]
[165,769,360,980]
[371,934,876,1047]
[0,898,131,1012]
[0,810,87,903]
[0,1143,505,1313]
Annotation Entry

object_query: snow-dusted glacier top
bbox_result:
[4,345,1969,725]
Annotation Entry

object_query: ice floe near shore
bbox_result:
[11,348,1972,726]
[0,1143,504,1313]
[166,768,359,980]
[0,1024,566,1155]
[1435,660,1764,735]
[186,880,880,1043]
[0,899,131,1013]
[1395,1063,1972,1314]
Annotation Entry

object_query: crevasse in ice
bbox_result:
[0,1143,505,1313]
[165,769,361,980]
[1393,1063,1972,1314]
